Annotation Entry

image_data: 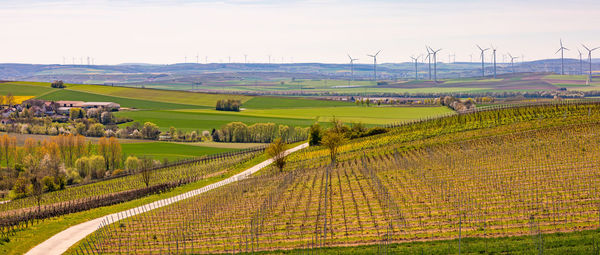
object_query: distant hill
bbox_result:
[1,59,599,85]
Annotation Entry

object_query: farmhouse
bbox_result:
[57,100,85,108]
[55,100,120,114]
[82,102,120,110]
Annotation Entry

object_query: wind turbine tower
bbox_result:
[508,53,518,73]
[491,45,497,79]
[578,49,583,75]
[348,54,358,85]
[555,39,569,75]
[410,56,419,80]
[428,47,442,82]
[477,45,490,77]
[582,44,599,82]
[367,50,381,82]
[425,47,432,80]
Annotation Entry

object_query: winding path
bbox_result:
[25,143,309,255]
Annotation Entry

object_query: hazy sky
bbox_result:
[2,0,600,65]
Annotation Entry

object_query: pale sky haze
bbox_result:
[1,0,599,65]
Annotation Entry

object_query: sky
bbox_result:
[1,0,600,65]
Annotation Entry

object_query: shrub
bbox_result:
[42,176,57,192]
[11,177,30,199]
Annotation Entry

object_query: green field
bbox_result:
[121,142,235,161]
[38,89,205,110]
[67,84,253,107]
[242,96,353,109]
[118,106,452,132]
[0,82,56,96]
[115,109,316,131]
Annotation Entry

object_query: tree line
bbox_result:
[216,99,241,112]
[211,122,309,143]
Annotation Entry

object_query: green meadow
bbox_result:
[121,142,236,161]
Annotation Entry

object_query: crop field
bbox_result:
[67,84,253,107]
[37,89,205,110]
[115,110,316,132]
[119,106,452,132]
[0,82,55,96]
[121,142,235,161]
[75,102,600,254]
[239,106,453,124]
[241,96,353,109]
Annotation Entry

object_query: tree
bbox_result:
[266,138,286,172]
[89,155,105,179]
[322,130,345,164]
[139,157,154,187]
[11,177,30,199]
[141,122,160,139]
[125,156,140,173]
[87,123,105,137]
[30,176,44,211]
[108,137,121,170]
[51,80,66,88]
[75,156,91,179]
[69,108,85,120]
[100,111,114,124]
[309,123,322,146]
[97,137,110,170]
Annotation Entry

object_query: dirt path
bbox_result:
[24,142,309,255]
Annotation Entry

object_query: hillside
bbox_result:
[71,102,600,254]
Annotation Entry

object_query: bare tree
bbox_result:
[266,138,286,171]
[30,176,43,211]
[139,157,154,187]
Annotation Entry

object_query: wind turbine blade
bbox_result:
[477,44,483,51]
[592,47,600,51]
[564,47,570,51]
[582,44,590,51]
[555,48,562,54]
[375,50,381,56]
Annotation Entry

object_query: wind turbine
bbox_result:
[425,47,432,80]
[508,53,518,73]
[428,46,442,82]
[491,45,498,79]
[578,49,583,75]
[582,44,599,82]
[367,50,381,81]
[555,39,569,75]
[348,54,358,85]
[476,44,490,77]
[410,56,419,80]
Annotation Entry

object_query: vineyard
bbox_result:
[72,102,600,254]
[0,149,263,240]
